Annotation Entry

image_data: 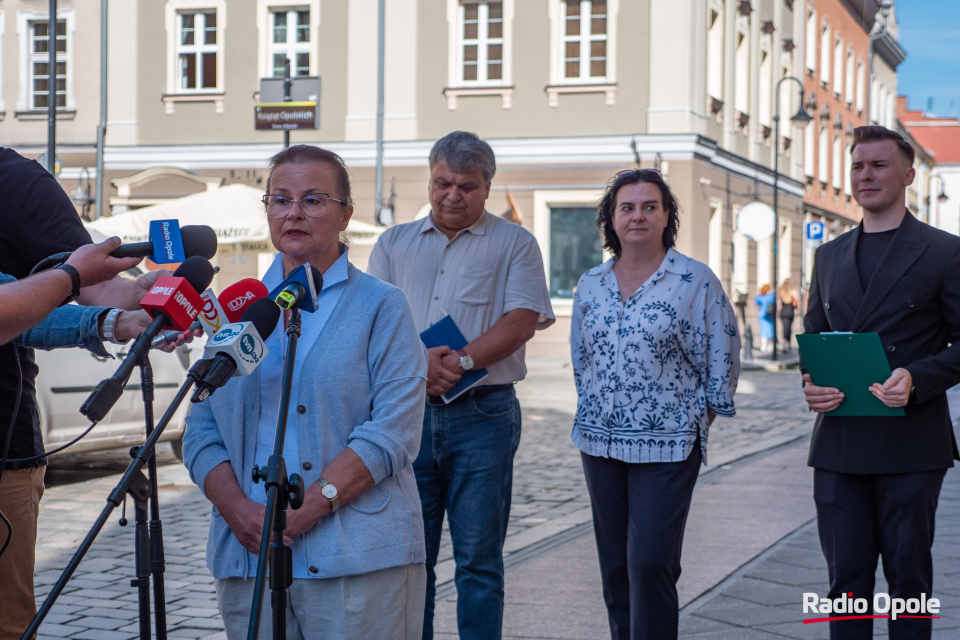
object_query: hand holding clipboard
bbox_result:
[796,332,906,417]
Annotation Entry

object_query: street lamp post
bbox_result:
[771,76,812,361]
[927,174,949,228]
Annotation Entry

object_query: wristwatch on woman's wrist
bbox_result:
[316,478,339,513]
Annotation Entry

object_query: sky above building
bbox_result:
[896,0,960,118]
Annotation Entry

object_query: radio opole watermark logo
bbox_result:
[803,592,940,624]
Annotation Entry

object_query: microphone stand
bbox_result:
[20,359,211,640]
[135,352,169,640]
[248,308,305,640]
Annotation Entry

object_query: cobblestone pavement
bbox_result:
[27,357,878,639]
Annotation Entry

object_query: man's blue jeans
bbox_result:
[416,385,521,640]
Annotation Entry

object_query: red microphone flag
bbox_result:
[140,276,204,330]
[218,279,270,323]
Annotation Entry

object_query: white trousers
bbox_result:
[215,563,426,640]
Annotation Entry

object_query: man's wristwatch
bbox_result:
[316,478,339,513]
[56,263,81,306]
[101,308,127,345]
[457,348,474,372]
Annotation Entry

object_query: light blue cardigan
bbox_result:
[183,264,427,579]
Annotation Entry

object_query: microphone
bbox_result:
[151,278,270,347]
[219,279,271,323]
[192,298,281,402]
[81,256,215,422]
[268,264,323,313]
[30,223,218,275]
[111,222,218,262]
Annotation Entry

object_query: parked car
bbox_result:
[33,235,205,461]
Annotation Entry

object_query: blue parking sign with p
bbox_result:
[806,221,824,241]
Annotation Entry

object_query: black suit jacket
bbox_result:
[803,212,960,474]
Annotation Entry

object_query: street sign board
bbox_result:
[254,102,317,131]
[806,221,825,241]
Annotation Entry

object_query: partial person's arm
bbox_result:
[696,273,740,421]
[892,245,960,406]
[0,238,140,345]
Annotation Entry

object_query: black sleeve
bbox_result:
[799,245,830,381]
[4,167,92,279]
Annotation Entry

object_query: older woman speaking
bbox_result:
[183,145,427,639]
[571,169,740,640]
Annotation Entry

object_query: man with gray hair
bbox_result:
[367,131,555,639]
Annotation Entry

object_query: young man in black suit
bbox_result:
[802,125,960,639]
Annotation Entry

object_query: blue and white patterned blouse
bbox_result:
[571,249,740,465]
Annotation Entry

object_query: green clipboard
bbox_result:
[796,332,906,417]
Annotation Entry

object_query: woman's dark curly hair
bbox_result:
[597,169,680,258]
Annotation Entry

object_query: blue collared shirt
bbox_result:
[248,247,350,578]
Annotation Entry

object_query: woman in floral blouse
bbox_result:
[570,169,740,640]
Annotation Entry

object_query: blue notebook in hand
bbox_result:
[419,315,488,403]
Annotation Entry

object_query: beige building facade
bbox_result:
[3,0,820,351]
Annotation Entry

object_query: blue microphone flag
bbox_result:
[149,219,186,264]
[268,263,322,313]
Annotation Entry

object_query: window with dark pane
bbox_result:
[177,11,218,91]
[561,0,608,82]
[549,206,604,299]
[270,8,312,77]
[28,19,68,110]
[460,1,504,84]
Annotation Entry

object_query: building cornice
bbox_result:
[99,134,804,197]
[872,30,906,69]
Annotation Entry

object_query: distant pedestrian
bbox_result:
[755,284,776,353]
[570,168,740,640]
[778,278,798,352]
[802,125,960,640]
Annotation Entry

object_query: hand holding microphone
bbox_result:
[81,256,215,423]
[63,237,142,288]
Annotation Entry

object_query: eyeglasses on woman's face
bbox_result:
[262,193,348,218]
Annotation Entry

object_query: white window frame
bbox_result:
[560,0,608,83]
[164,0,227,113]
[832,33,843,98]
[855,58,865,113]
[844,46,854,105]
[257,1,319,80]
[706,1,724,99]
[445,0,514,108]
[820,19,830,87]
[176,11,218,92]
[456,1,505,86]
[734,16,750,116]
[832,130,841,189]
[804,121,815,177]
[805,8,817,74]
[758,38,772,128]
[546,0,618,106]
[818,125,828,184]
[269,8,312,77]
[844,142,853,196]
[16,9,76,114]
